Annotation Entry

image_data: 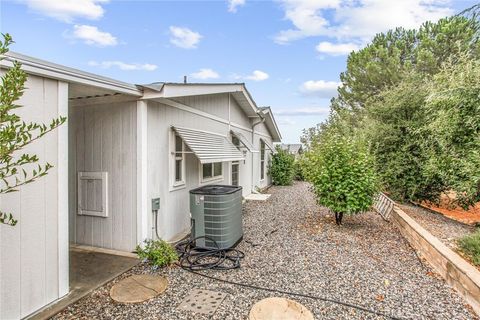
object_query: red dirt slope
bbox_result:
[420,193,480,225]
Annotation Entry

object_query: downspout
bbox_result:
[228,93,231,131]
[251,110,265,194]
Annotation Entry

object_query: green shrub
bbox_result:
[458,230,480,265]
[136,239,178,267]
[0,34,65,226]
[269,147,295,185]
[293,160,304,181]
[303,134,378,225]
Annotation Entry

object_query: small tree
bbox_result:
[0,34,65,226]
[303,134,377,225]
[269,146,295,186]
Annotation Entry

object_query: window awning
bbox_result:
[261,138,277,154]
[173,126,245,164]
[230,130,257,152]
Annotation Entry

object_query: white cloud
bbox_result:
[300,80,341,98]
[235,70,269,81]
[88,60,158,71]
[275,106,330,117]
[228,0,245,13]
[316,41,359,56]
[275,0,454,44]
[190,68,220,80]
[23,0,108,23]
[277,117,297,126]
[169,26,202,49]
[72,24,117,46]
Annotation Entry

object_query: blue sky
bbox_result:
[0,0,476,143]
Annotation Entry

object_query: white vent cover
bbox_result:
[78,171,108,217]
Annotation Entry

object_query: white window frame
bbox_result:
[231,161,240,186]
[170,130,186,191]
[260,139,266,181]
[199,161,223,184]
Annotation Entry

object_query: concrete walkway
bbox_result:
[28,247,138,320]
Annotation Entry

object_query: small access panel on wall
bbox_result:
[78,171,108,217]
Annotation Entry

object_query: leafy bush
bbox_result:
[136,239,178,267]
[0,34,65,226]
[422,55,480,208]
[301,13,480,208]
[458,230,480,265]
[303,134,378,225]
[293,160,304,181]
[269,147,295,185]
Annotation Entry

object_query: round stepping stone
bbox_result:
[249,297,314,320]
[110,274,167,303]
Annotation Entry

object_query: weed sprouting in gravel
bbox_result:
[458,229,480,265]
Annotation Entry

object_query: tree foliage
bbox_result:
[336,15,480,113]
[0,34,66,226]
[302,134,378,225]
[302,11,480,209]
[269,146,295,186]
[422,55,480,208]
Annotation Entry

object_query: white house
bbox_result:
[0,52,281,319]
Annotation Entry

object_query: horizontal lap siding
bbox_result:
[0,74,66,319]
[69,101,137,252]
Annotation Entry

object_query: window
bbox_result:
[172,134,185,188]
[231,161,239,186]
[260,140,265,180]
[201,162,223,181]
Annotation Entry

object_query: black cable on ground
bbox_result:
[175,236,408,320]
[175,236,245,271]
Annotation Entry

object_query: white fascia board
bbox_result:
[239,85,260,114]
[163,84,243,98]
[1,52,142,97]
[141,83,259,117]
[266,113,282,142]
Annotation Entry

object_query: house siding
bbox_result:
[171,94,229,120]
[0,74,69,319]
[69,100,137,252]
[146,95,265,241]
[229,96,251,128]
[252,127,274,189]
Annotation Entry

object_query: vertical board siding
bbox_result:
[229,97,251,128]
[43,78,60,304]
[57,81,69,297]
[172,94,229,120]
[70,101,137,252]
[146,95,266,242]
[0,74,65,319]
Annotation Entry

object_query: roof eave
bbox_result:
[140,82,260,117]
[1,52,143,96]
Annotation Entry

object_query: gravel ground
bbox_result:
[399,203,476,250]
[54,182,477,320]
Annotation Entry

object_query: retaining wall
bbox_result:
[391,206,480,315]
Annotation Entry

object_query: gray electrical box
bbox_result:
[152,198,160,211]
[189,185,243,249]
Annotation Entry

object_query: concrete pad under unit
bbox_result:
[245,194,271,201]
